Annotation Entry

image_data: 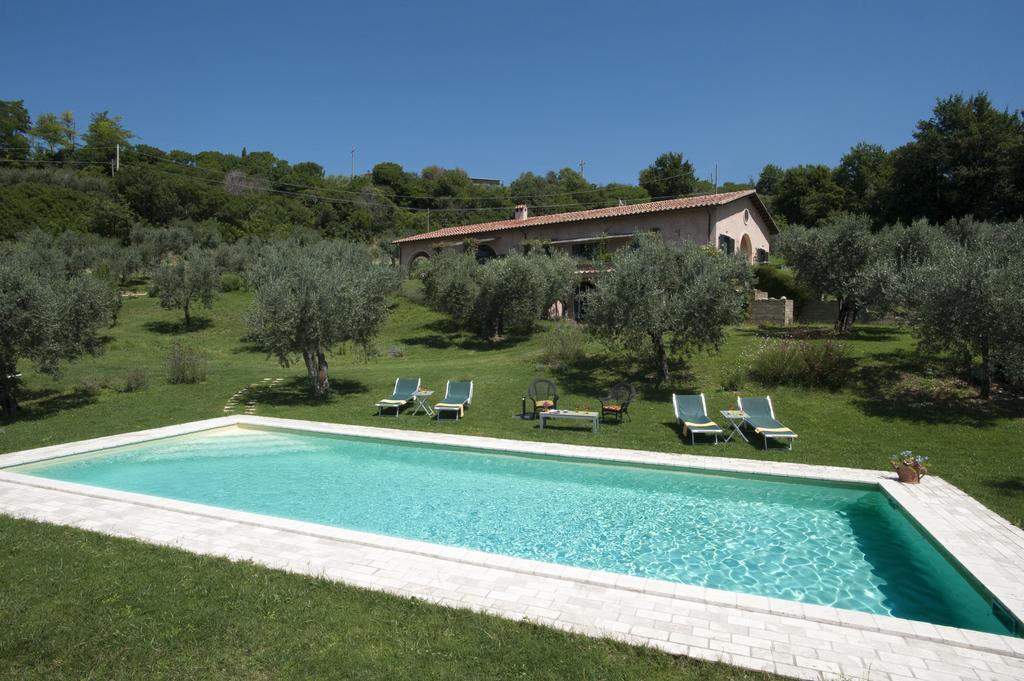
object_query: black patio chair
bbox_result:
[599,382,636,422]
[527,378,559,418]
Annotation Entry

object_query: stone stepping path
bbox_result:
[223,378,284,416]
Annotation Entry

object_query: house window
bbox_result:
[718,235,735,255]
[755,248,769,264]
[571,243,596,260]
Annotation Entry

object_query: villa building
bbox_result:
[393,189,778,268]
[392,188,779,318]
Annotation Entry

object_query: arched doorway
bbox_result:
[409,251,430,269]
[739,234,753,264]
[475,244,497,263]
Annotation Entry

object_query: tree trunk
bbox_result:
[835,299,857,334]
[183,300,191,329]
[978,344,991,400]
[0,364,19,420]
[651,333,670,383]
[303,348,330,400]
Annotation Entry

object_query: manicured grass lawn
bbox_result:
[1,287,1022,680]
[0,515,775,681]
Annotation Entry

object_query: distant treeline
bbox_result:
[1,92,1022,246]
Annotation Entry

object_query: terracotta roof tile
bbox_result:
[393,189,776,244]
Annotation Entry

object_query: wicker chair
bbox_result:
[599,382,636,422]
[527,378,559,418]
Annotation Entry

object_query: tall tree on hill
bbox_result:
[80,111,134,167]
[755,164,785,196]
[30,112,75,156]
[835,143,893,222]
[890,93,1024,224]
[639,152,698,199]
[771,165,846,226]
[0,100,32,160]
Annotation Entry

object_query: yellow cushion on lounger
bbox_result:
[755,426,795,435]
[378,398,408,405]
[684,420,718,429]
[535,400,555,408]
[435,402,465,416]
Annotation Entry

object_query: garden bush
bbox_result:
[539,321,587,370]
[121,369,148,393]
[754,264,813,313]
[748,337,853,390]
[166,341,208,384]
[719,364,746,391]
[219,271,243,292]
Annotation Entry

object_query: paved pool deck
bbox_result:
[1,415,1022,681]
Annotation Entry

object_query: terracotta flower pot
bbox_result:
[895,464,926,484]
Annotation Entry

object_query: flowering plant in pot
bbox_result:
[890,451,928,484]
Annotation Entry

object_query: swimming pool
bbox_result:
[12,425,1014,636]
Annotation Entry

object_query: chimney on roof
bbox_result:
[514,204,529,221]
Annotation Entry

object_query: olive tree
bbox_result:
[149,245,220,328]
[418,250,576,339]
[247,240,398,400]
[585,233,752,382]
[908,222,1024,399]
[0,245,118,419]
[776,213,880,332]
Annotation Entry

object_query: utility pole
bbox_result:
[579,159,586,178]
[351,146,355,179]
[714,163,718,193]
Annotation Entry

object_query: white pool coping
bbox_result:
[1,415,1022,681]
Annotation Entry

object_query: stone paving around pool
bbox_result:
[1,416,1023,681]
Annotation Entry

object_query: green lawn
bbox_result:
[1,288,1022,680]
[0,515,775,681]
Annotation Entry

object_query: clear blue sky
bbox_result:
[4,0,1022,186]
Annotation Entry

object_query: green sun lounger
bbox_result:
[376,377,421,416]
[435,380,473,420]
[673,393,723,444]
[736,395,797,449]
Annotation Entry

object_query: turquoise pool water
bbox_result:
[15,426,1013,635]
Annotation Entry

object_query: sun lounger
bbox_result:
[376,377,421,416]
[736,395,797,449]
[435,380,473,420]
[673,393,723,444]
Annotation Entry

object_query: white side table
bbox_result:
[410,390,435,417]
[719,409,748,443]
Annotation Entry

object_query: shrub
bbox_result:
[748,337,853,390]
[220,271,243,292]
[540,321,586,370]
[121,369,148,393]
[386,344,405,358]
[720,364,746,391]
[166,341,208,384]
[754,264,813,313]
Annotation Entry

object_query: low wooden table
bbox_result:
[538,409,599,433]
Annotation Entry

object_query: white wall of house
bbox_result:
[712,197,773,263]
